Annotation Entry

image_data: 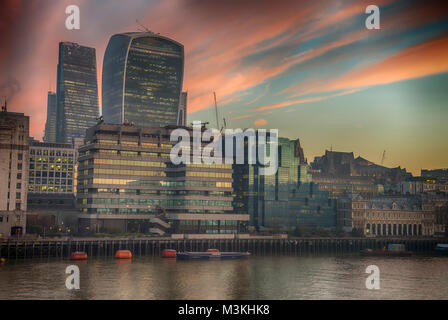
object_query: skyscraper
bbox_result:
[43,91,57,143]
[102,32,184,127]
[56,42,99,143]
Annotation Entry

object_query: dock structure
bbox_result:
[1,236,447,259]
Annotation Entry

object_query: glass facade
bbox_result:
[56,42,99,143]
[43,92,57,143]
[102,32,184,128]
[233,137,336,231]
[28,142,76,193]
[77,123,248,234]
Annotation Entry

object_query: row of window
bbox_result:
[79,178,232,189]
[80,198,232,207]
[29,185,73,192]
[29,164,74,171]
[30,149,73,157]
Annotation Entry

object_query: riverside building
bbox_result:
[76,122,248,234]
[0,107,29,236]
[233,137,336,231]
[337,194,435,236]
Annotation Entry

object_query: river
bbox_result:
[0,254,447,299]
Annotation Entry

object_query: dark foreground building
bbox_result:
[102,32,184,128]
[76,122,248,235]
[56,42,99,143]
[233,136,336,232]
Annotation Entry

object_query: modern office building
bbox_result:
[56,42,99,143]
[178,91,187,126]
[233,136,336,231]
[0,106,29,236]
[337,194,435,236]
[76,122,248,235]
[43,91,57,143]
[102,32,184,128]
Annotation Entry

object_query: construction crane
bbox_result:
[213,92,227,132]
[213,92,220,130]
[381,150,386,165]
[136,19,157,34]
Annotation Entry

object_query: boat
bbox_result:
[115,250,132,259]
[162,249,177,258]
[70,251,88,260]
[176,249,250,260]
[434,244,448,255]
[360,244,412,256]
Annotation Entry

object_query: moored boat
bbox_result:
[176,249,250,260]
[434,244,448,255]
[360,244,412,256]
[70,251,88,260]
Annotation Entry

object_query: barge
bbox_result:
[360,244,412,256]
[174,249,250,260]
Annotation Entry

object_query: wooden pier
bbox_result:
[1,237,447,259]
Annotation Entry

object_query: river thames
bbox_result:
[0,254,447,299]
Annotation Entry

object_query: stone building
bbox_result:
[0,107,29,237]
[338,194,434,237]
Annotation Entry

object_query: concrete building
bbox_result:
[76,122,248,235]
[0,107,29,237]
[337,194,434,237]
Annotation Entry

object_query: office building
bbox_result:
[0,106,29,236]
[76,122,248,235]
[43,91,57,143]
[56,42,99,143]
[102,32,184,127]
[233,136,336,231]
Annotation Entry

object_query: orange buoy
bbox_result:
[70,252,88,260]
[162,249,177,258]
[115,250,132,259]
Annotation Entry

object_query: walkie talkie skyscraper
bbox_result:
[102,32,184,127]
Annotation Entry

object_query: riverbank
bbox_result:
[1,236,447,259]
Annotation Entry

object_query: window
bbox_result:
[0,216,3,223]
[18,153,23,161]
[17,173,22,180]
[16,192,21,199]
[16,183,21,189]
[17,163,22,170]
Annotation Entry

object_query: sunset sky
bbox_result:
[1,0,447,175]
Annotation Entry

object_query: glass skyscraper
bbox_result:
[43,91,57,143]
[56,42,99,143]
[102,32,184,127]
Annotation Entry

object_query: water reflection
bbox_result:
[0,255,447,300]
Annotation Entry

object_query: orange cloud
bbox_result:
[254,118,267,126]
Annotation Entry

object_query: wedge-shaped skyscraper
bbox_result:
[56,42,99,143]
[102,32,184,127]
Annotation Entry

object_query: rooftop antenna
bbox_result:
[136,19,152,33]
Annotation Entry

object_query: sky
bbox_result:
[0,0,447,175]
